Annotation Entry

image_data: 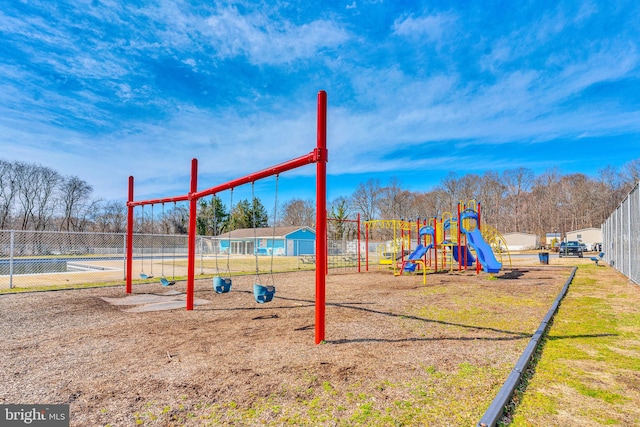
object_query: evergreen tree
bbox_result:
[251,197,269,228]
[229,197,268,230]
[329,198,350,240]
[196,195,228,235]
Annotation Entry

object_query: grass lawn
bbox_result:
[509,264,640,426]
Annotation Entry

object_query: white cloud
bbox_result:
[392,11,456,43]
[202,5,350,64]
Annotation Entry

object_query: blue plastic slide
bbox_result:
[403,243,433,272]
[464,229,502,273]
[452,245,475,266]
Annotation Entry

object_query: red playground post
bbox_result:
[315,90,327,343]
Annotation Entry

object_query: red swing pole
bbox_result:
[126,176,134,294]
[186,158,198,310]
[315,90,328,344]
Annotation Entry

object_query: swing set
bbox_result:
[126,90,329,344]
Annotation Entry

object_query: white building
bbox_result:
[502,232,539,251]
[566,228,602,251]
[545,232,561,248]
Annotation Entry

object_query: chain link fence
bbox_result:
[602,182,640,285]
[0,230,128,289]
[0,230,358,289]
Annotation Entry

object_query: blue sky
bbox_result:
[1,1,640,208]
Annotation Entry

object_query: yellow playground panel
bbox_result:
[365,219,419,274]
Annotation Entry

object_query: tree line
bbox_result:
[0,158,277,235]
[0,159,124,233]
[277,159,640,241]
[1,157,638,240]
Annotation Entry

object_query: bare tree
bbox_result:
[476,171,505,228]
[623,158,640,186]
[94,200,127,233]
[457,174,480,206]
[33,166,62,231]
[14,162,39,230]
[166,204,190,234]
[502,167,534,232]
[0,159,17,229]
[410,190,447,220]
[351,178,382,221]
[280,198,315,227]
[529,168,562,240]
[597,165,626,218]
[378,177,414,220]
[440,172,461,209]
[59,175,94,231]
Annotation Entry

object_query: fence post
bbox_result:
[627,194,631,278]
[199,236,204,275]
[122,232,127,280]
[9,230,15,289]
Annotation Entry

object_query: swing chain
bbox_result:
[150,204,154,276]
[140,205,145,274]
[172,202,176,279]
[161,203,165,278]
[213,194,220,275]
[252,182,260,283]
[226,188,233,275]
[269,174,279,284]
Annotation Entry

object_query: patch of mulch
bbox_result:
[0,268,571,426]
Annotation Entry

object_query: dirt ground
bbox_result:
[0,267,571,426]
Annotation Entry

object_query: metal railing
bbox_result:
[602,182,640,285]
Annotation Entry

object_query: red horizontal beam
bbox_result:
[192,150,322,200]
[127,149,323,207]
[127,194,190,207]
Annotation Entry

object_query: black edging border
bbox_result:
[477,266,578,427]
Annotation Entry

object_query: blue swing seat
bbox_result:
[213,276,232,293]
[140,273,154,279]
[160,277,175,287]
[253,284,275,303]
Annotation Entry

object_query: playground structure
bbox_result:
[126,90,328,344]
[364,200,511,281]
